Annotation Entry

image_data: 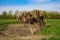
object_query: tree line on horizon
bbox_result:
[0,9,60,19]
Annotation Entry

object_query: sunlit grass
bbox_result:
[0,19,18,26]
[37,19,60,40]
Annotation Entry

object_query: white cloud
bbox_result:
[30,0,52,3]
[0,2,60,14]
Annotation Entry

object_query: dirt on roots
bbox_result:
[0,24,53,40]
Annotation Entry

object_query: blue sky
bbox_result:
[0,0,60,14]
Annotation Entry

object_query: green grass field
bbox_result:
[0,19,60,40]
[37,19,60,40]
[0,19,18,26]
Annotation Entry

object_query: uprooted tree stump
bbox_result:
[0,23,45,37]
[0,10,46,37]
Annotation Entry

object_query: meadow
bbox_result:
[0,19,60,40]
[0,19,18,26]
[37,19,60,40]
